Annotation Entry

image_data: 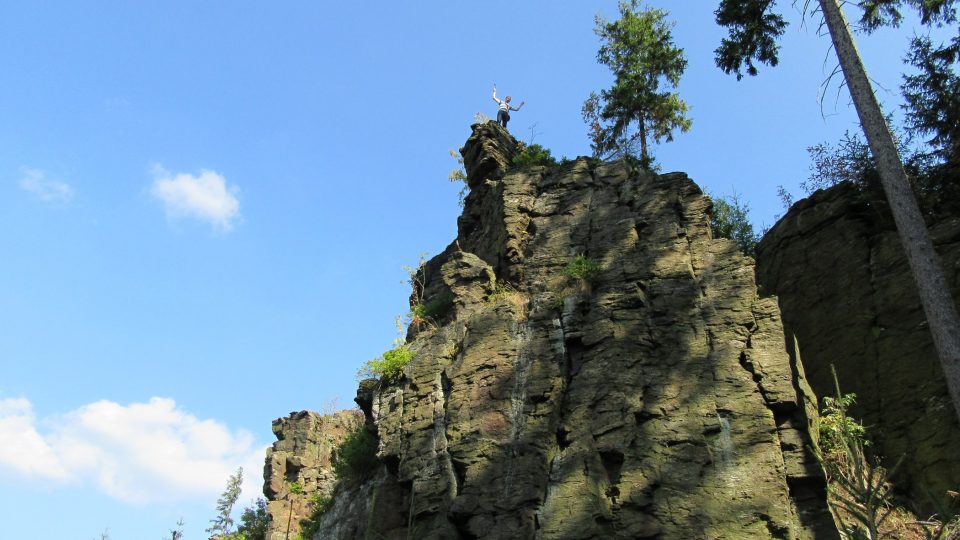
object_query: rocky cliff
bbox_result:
[263,410,364,540]
[756,182,960,510]
[265,123,838,539]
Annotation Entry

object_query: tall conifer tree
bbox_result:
[584,1,691,165]
[714,0,960,424]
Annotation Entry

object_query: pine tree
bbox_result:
[903,33,960,163]
[714,0,960,424]
[208,467,244,537]
[584,1,691,165]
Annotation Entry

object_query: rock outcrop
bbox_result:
[267,123,838,539]
[263,410,364,540]
[756,182,960,510]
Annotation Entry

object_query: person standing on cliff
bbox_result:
[492,84,524,129]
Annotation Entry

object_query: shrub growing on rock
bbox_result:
[512,143,558,167]
[563,255,602,286]
[358,345,414,385]
[333,427,379,484]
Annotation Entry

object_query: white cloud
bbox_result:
[0,397,267,505]
[150,165,241,232]
[0,399,72,481]
[18,167,74,204]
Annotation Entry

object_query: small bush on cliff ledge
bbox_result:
[333,426,379,484]
[358,345,414,385]
[563,255,602,286]
[513,142,558,167]
[410,292,454,328]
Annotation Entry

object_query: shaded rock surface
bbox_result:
[756,182,960,510]
[278,123,838,539]
[263,409,364,540]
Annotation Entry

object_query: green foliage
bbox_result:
[715,0,957,79]
[859,0,957,32]
[812,365,960,539]
[814,367,903,540]
[805,129,960,218]
[714,0,788,80]
[333,427,380,484]
[410,292,454,325]
[818,390,869,457]
[804,131,881,194]
[563,255,602,286]
[228,498,269,540]
[512,142,558,167]
[208,467,243,537]
[298,494,333,540]
[289,481,303,495]
[403,253,439,332]
[358,345,414,385]
[584,1,691,163]
[448,149,468,206]
[709,192,759,257]
[903,33,960,164]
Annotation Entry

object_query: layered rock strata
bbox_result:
[263,409,364,540]
[287,123,838,539]
[756,182,960,509]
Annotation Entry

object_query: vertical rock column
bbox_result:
[263,410,363,540]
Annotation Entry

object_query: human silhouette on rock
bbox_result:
[492,84,524,129]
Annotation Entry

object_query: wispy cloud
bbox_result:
[0,397,266,504]
[18,167,74,204]
[150,165,241,232]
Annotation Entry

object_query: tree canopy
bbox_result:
[583,1,691,165]
[903,32,960,163]
[714,0,787,80]
[714,0,960,425]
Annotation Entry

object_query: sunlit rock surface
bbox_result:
[263,410,364,540]
[266,123,838,539]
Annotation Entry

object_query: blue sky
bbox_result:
[0,1,946,538]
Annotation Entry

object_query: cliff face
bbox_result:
[262,410,364,540]
[267,123,837,539]
[756,182,960,509]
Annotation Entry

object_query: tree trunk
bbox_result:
[639,116,649,163]
[819,0,960,423]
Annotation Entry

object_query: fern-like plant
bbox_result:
[815,365,902,539]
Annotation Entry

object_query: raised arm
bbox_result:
[511,101,525,111]
[492,85,501,104]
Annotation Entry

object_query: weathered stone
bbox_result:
[756,182,960,512]
[271,123,838,539]
[460,122,519,187]
[262,410,364,540]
